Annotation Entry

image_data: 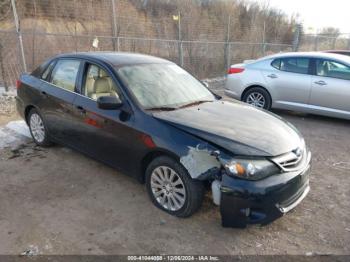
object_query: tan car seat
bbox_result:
[91,78,112,100]
[85,74,95,97]
[85,66,119,100]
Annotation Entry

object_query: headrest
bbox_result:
[94,78,110,93]
[99,69,109,78]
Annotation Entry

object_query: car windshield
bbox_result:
[117,63,215,109]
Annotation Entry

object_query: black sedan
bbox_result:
[16,52,311,228]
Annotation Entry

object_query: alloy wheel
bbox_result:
[30,113,45,143]
[150,166,186,211]
[246,92,266,108]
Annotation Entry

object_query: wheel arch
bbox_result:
[241,85,272,102]
[24,105,38,124]
[140,149,180,183]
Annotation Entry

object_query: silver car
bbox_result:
[224,52,350,120]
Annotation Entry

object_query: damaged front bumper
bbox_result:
[219,157,311,228]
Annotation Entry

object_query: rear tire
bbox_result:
[27,108,52,147]
[145,156,205,218]
[242,87,271,110]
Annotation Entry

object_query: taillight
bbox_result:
[228,67,245,74]
[16,80,22,89]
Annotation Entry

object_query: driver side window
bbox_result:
[83,64,120,101]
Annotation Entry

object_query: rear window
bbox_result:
[280,58,310,74]
[41,60,56,80]
[271,59,281,69]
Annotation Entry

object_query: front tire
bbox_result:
[242,87,271,110]
[145,156,205,217]
[28,108,52,146]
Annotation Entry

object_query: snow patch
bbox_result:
[6,120,31,138]
[0,86,16,97]
[0,120,31,149]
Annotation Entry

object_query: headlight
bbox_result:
[224,159,280,180]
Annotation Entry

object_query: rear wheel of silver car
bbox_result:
[145,156,205,217]
[243,87,271,110]
[28,108,52,146]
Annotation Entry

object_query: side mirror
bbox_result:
[97,96,123,110]
[201,81,209,88]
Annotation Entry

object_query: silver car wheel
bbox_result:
[29,113,45,143]
[246,92,265,108]
[151,166,186,211]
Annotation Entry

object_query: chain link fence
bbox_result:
[299,33,350,51]
[0,0,349,90]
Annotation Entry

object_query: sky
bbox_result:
[255,0,349,34]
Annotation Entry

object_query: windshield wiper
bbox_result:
[145,106,177,111]
[178,100,213,109]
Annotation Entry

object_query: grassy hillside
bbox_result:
[0,0,296,85]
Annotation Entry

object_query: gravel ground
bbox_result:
[0,89,18,125]
[0,83,349,256]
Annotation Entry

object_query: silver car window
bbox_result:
[280,58,309,74]
[316,59,350,80]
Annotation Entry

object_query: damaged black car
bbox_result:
[16,52,311,228]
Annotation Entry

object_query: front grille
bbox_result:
[272,146,309,172]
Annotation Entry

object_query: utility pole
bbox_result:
[11,0,27,72]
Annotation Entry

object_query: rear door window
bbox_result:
[50,59,81,92]
[316,59,350,80]
[280,57,310,74]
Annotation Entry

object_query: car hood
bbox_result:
[153,100,302,156]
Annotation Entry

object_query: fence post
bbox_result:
[111,0,118,51]
[332,36,337,49]
[11,0,27,72]
[314,33,318,51]
[74,0,78,52]
[292,24,301,52]
[177,11,183,67]
[32,0,37,67]
[0,43,8,91]
[262,21,266,56]
[225,15,231,70]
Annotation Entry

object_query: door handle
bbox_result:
[75,105,86,114]
[314,80,327,86]
[41,91,48,97]
[267,74,278,79]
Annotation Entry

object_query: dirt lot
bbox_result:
[0,95,18,126]
[0,87,349,255]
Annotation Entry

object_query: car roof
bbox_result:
[54,52,172,67]
[259,51,350,64]
[322,50,350,54]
